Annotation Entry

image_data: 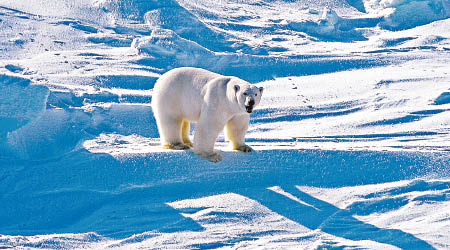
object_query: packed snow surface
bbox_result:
[1,0,450,249]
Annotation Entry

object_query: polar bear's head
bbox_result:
[234,83,263,114]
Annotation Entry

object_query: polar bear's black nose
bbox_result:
[248,99,255,106]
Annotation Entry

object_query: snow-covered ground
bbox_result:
[1,0,450,249]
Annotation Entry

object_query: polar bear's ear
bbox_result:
[234,85,240,92]
[259,87,264,95]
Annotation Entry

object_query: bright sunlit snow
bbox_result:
[1,0,449,249]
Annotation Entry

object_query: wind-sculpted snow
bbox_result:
[97,0,234,52]
[1,0,450,249]
[133,31,389,81]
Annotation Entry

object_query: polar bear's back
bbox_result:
[152,67,222,121]
[157,67,221,89]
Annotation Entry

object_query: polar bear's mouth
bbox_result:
[245,105,253,113]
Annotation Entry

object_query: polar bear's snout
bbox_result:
[239,85,263,114]
[245,97,255,113]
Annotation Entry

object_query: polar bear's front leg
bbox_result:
[225,114,252,153]
[193,112,226,162]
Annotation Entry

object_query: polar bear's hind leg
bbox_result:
[182,120,193,147]
[158,115,190,150]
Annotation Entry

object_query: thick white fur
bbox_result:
[152,67,263,162]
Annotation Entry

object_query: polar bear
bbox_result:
[152,67,263,162]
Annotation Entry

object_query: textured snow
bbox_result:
[1,0,450,249]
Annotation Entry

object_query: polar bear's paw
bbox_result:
[162,143,191,150]
[235,144,253,153]
[183,141,194,147]
[196,151,223,162]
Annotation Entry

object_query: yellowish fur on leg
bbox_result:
[181,120,193,147]
[225,118,251,153]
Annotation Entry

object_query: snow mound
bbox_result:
[0,72,158,159]
[6,109,92,159]
[0,75,89,159]
[3,102,161,160]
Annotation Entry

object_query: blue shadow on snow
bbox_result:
[1,147,449,250]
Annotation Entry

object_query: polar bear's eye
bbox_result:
[243,92,248,96]
[255,93,258,96]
